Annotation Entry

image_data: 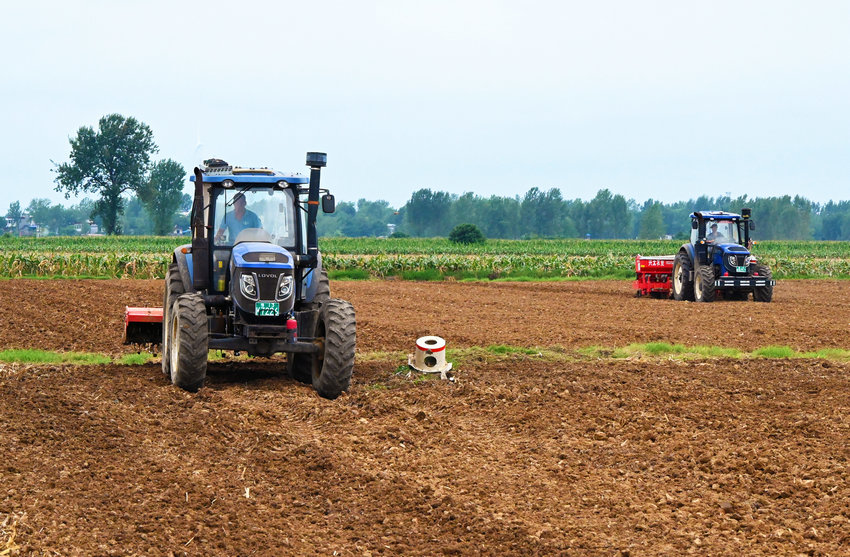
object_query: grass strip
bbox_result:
[1,343,849,368]
[0,349,111,365]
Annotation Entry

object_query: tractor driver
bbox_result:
[214,192,262,244]
[707,223,725,242]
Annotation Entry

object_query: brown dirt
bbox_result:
[1,279,849,555]
[1,278,848,354]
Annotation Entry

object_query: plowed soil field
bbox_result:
[2,279,849,556]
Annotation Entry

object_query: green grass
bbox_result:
[486,345,540,355]
[115,353,156,365]
[0,349,111,365]
[751,345,799,358]
[1,343,849,370]
[328,269,371,280]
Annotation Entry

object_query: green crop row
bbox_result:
[4,236,849,258]
[1,236,848,279]
[2,251,848,279]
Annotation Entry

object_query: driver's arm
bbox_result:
[214,223,227,243]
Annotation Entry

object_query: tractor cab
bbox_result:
[689,210,753,274]
[690,211,749,249]
[193,166,310,297]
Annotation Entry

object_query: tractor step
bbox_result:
[123,306,163,345]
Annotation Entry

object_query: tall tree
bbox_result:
[6,201,23,235]
[403,189,454,236]
[638,201,665,239]
[138,159,187,235]
[53,114,157,234]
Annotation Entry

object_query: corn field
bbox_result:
[0,236,848,279]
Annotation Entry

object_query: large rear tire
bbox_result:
[161,263,184,376]
[752,263,774,303]
[312,299,356,400]
[288,268,332,383]
[169,293,208,392]
[694,265,716,303]
[289,299,355,397]
[672,253,694,301]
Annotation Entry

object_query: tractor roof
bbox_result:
[190,163,309,185]
[690,210,742,221]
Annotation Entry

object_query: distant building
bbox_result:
[4,213,37,236]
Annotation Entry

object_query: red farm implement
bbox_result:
[122,307,163,345]
[633,255,674,298]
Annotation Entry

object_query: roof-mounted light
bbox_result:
[222,179,234,188]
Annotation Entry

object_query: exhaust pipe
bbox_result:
[304,152,327,268]
[191,167,209,290]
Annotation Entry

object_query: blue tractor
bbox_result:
[671,209,775,303]
[159,152,354,397]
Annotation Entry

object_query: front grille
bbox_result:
[256,274,280,299]
[725,254,747,273]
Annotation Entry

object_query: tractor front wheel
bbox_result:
[752,263,774,303]
[694,265,716,303]
[672,253,694,301]
[169,293,208,392]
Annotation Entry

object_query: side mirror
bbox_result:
[691,220,698,230]
[749,221,755,230]
[322,193,335,214]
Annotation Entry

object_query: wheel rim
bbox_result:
[674,262,683,293]
[170,311,180,379]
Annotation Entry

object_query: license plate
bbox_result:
[735,266,748,273]
[255,302,280,316]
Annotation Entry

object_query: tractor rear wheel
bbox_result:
[312,299,356,399]
[694,265,716,303]
[161,263,184,377]
[289,299,355,399]
[169,293,208,392]
[288,267,332,384]
[672,253,694,301]
[752,263,774,303]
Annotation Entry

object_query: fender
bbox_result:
[679,243,696,265]
[171,245,194,293]
[301,251,324,303]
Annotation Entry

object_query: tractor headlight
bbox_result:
[240,273,258,300]
[727,255,738,267]
[276,275,294,301]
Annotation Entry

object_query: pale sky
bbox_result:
[2,0,848,214]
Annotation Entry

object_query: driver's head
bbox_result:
[710,223,718,232]
[234,192,246,207]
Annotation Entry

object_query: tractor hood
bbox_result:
[231,242,294,270]
[712,242,754,275]
[715,242,749,255]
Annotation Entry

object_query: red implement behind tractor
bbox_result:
[122,307,163,344]
[633,255,675,298]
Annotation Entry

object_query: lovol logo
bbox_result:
[258,273,278,278]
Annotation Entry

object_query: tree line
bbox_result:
[318,188,850,241]
[9,182,849,241]
[5,113,849,240]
